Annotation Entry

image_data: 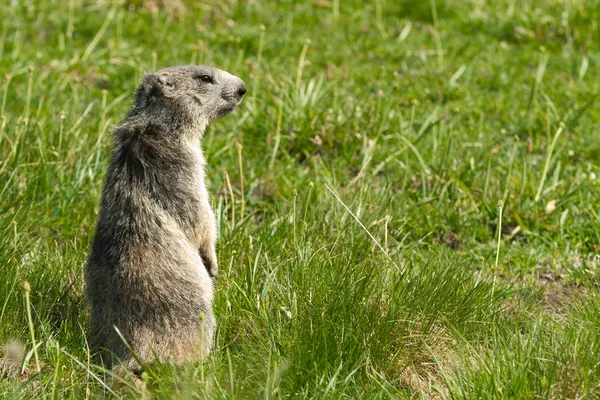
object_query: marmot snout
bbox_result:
[85,65,245,370]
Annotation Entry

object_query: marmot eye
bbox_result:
[198,75,213,83]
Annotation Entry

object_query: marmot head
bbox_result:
[133,65,246,128]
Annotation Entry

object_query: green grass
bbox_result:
[1,0,599,398]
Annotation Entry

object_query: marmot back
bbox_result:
[85,65,246,370]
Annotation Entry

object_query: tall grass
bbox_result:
[1,0,599,398]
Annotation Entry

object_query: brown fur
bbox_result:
[85,65,246,370]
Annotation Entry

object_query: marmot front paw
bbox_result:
[200,251,218,282]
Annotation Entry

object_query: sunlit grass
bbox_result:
[1,0,599,398]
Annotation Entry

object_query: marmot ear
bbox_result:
[157,73,176,95]
[142,73,164,93]
[136,73,171,106]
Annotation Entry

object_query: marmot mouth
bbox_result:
[211,102,237,121]
[221,103,236,115]
[225,97,242,110]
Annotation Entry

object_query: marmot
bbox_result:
[85,65,246,370]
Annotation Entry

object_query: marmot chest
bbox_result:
[178,146,211,248]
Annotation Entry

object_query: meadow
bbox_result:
[1,0,599,398]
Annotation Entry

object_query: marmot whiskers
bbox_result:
[85,65,246,370]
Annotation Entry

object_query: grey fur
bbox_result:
[85,65,246,370]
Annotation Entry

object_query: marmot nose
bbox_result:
[237,81,247,97]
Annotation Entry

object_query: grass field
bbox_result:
[1,0,600,398]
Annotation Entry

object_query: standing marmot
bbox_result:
[85,65,246,370]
